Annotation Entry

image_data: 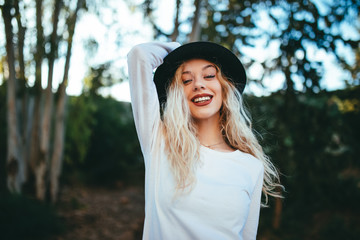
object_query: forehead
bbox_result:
[181,59,217,71]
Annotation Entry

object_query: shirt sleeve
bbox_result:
[127,42,181,158]
[242,164,264,240]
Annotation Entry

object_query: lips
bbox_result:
[191,94,213,106]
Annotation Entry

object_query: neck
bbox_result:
[194,116,224,146]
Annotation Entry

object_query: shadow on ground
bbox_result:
[53,186,145,240]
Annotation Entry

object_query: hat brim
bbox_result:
[154,41,247,105]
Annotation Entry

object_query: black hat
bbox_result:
[154,41,246,105]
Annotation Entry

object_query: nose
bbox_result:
[193,76,205,91]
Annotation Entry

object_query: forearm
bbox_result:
[127,42,180,155]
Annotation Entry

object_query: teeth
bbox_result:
[194,96,211,103]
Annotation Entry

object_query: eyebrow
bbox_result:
[203,64,216,71]
[182,64,216,75]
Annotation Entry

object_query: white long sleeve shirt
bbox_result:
[127,42,264,240]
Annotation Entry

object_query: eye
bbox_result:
[204,75,215,79]
[182,79,192,85]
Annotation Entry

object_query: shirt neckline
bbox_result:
[200,145,240,155]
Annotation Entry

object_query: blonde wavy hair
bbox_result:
[161,62,282,203]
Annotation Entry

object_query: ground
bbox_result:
[53,186,145,240]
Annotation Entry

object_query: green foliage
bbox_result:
[83,63,118,95]
[246,86,360,239]
[0,193,64,240]
[202,0,360,92]
[317,213,360,240]
[81,96,143,186]
[63,94,143,187]
[142,0,359,92]
[65,94,97,166]
[63,59,140,187]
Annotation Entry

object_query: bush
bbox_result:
[63,95,144,187]
[0,193,64,240]
[247,87,360,239]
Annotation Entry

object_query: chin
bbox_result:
[190,112,220,121]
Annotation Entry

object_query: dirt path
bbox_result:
[53,186,145,240]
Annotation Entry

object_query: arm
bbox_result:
[127,42,180,157]
[242,165,264,240]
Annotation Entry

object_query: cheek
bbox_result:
[214,82,223,99]
[182,86,192,100]
[183,86,192,100]
[216,86,224,108]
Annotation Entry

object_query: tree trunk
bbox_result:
[2,0,84,202]
[51,84,67,203]
[30,0,47,200]
[31,99,44,199]
[50,0,84,203]
[272,188,283,229]
[170,0,181,41]
[188,0,203,42]
[14,0,26,84]
[285,55,294,93]
[2,0,25,193]
[37,0,63,201]
[14,0,29,182]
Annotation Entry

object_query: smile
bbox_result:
[191,94,213,106]
[193,96,211,103]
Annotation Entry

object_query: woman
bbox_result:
[127,41,281,240]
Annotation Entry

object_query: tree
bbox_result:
[1,0,26,194]
[137,0,205,42]
[139,0,359,93]
[0,0,85,202]
[247,87,360,238]
[203,0,359,93]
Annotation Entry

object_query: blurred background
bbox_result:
[0,0,359,239]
